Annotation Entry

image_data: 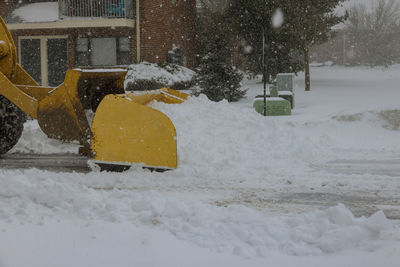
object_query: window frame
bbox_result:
[18,35,68,86]
[75,36,132,67]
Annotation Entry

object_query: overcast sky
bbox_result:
[340,0,400,11]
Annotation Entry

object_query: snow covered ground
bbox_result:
[1,65,399,266]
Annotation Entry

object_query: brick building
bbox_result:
[310,30,349,65]
[0,0,14,17]
[1,0,196,86]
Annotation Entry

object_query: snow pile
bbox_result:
[10,66,400,184]
[10,120,78,154]
[0,221,257,267]
[124,62,195,90]
[123,197,396,257]
[0,169,395,258]
[333,110,400,131]
[151,95,318,181]
[11,2,59,23]
[151,97,399,184]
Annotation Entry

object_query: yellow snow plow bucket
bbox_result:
[0,15,189,170]
[35,69,189,170]
[91,89,188,170]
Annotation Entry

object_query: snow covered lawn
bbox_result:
[1,66,399,266]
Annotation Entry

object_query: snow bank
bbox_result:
[0,168,395,258]
[10,120,78,154]
[1,218,398,267]
[124,62,195,90]
[11,66,400,184]
[151,95,318,182]
[11,2,59,23]
[151,89,400,185]
[0,221,269,267]
[122,198,396,257]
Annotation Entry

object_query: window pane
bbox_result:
[20,38,41,84]
[47,38,68,86]
[76,38,89,52]
[76,52,89,66]
[119,37,130,52]
[117,51,131,65]
[90,38,117,66]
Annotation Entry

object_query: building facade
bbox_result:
[2,0,196,86]
[310,30,361,66]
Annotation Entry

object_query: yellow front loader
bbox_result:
[0,17,189,171]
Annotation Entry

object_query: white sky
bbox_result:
[340,0,400,12]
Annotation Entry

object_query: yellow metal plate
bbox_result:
[0,17,17,79]
[90,94,178,169]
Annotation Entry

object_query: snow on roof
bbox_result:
[12,2,59,23]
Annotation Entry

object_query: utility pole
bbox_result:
[262,29,267,116]
[343,32,346,65]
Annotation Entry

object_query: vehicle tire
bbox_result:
[0,95,25,155]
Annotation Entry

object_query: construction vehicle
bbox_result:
[0,17,189,171]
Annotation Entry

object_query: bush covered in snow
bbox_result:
[124,62,196,91]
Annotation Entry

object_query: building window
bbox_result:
[167,46,184,66]
[76,38,89,66]
[76,37,131,66]
[91,38,117,66]
[19,36,68,86]
[117,37,131,65]
[20,39,41,83]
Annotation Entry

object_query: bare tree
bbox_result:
[346,0,400,66]
[284,0,345,91]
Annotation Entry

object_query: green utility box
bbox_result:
[253,98,291,116]
[269,85,278,97]
[276,73,295,109]
[276,91,294,109]
[255,73,295,109]
[276,73,294,92]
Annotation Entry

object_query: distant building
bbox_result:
[1,0,196,86]
[311,0,400,66]
[310,30,351,65]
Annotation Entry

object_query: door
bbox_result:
[20,39,41,84]
[19,36,68,86]
[47,38,68,86]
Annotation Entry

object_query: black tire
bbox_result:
[0,96,25,155]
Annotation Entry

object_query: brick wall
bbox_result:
[310,30,368,65]
[310,31,346,64]
[6,0,197,68]
[140,0,196,68]
[0,0,15,17]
